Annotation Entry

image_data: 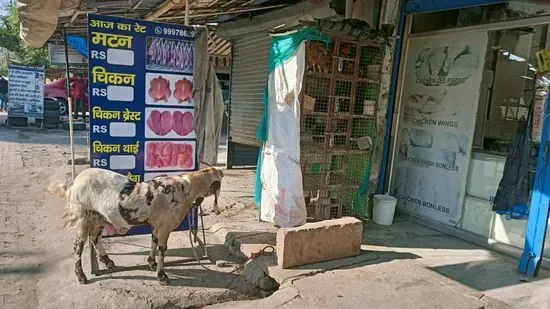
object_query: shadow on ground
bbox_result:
[364,218,550,294]
[294,249,420,271]
[89,268,256,295]
[87,242,260,296]
[364,219,487,250]
[429,259,550,291]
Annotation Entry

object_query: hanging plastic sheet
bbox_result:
[259,40,307,227]
[493,102,538,219]
[254,28,331,227]
[17,0,79,48]
[193,29,225,166]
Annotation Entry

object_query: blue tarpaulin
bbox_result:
[67,36,88,58]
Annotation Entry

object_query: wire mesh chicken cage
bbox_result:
[301,34,384,222]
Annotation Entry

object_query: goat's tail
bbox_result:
[62,210,80,229]
[48,181,71,198]
[48,181,79,229]
[62,196,81,229]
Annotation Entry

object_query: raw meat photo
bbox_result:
[145,141,195,171]
[174,78,193,103]
[148,76,171,103]
[145,107,195,139]
[146,110,172,136]
[172,110,194,136]
[146,37,194,73]
[145,73,194,106]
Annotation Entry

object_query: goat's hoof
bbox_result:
[147,257,157,271]
[157,271,169,285]
[105,260,116,269]
[77,276,88,284]
[158,279,169,286]
[100,255,116,269]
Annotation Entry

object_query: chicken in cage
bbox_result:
[300,33,384,221]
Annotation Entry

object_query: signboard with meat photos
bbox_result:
[87,14,197,236]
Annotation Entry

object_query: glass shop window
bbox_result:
[472,24,547,155]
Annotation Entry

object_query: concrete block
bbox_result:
[276,217,363,268]
[243,255,279,293]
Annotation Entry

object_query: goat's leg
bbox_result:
[73,228,88,284]
[91,227,115,269]
[156,230,171,285]
[212,194,221,216]
[147,231,158,271]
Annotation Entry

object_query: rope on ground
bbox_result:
[188,205,220,273]
[186,204,253,274]
[187,206,276,276]
[250,245,276,259]
[227,245,276,275]
[186,178,275,274]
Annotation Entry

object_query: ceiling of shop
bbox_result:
[22,0,309,59]
[53,0,301,34]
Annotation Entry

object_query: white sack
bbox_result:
[260,42,307,227]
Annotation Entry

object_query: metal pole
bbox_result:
[519,92,550,277]
[377,6,406,194]
[226,39,234,169]
[64,27,76,180]
[386,15,412,194]
[184,0,190,25]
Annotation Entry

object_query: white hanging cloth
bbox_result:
[260,42,307,227]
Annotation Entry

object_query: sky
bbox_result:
[0,0,9,16]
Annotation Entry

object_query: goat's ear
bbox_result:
[181,178,190,194]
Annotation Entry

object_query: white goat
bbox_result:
[48,167,223,284]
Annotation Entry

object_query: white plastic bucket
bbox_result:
[373,195,397,225]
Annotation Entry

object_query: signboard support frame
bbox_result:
[63,27,77,180]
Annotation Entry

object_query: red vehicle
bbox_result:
[43,77,89,115]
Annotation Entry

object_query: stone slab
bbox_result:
[277,217,362,268]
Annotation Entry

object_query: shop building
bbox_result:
[383,0,550,275]
[217,0,383,168]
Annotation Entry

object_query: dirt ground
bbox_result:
[3,118,550,309]
[0,121,262,309]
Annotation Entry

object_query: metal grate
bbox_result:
[301,36,384,221]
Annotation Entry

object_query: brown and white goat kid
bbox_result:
[48,167,223,285]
